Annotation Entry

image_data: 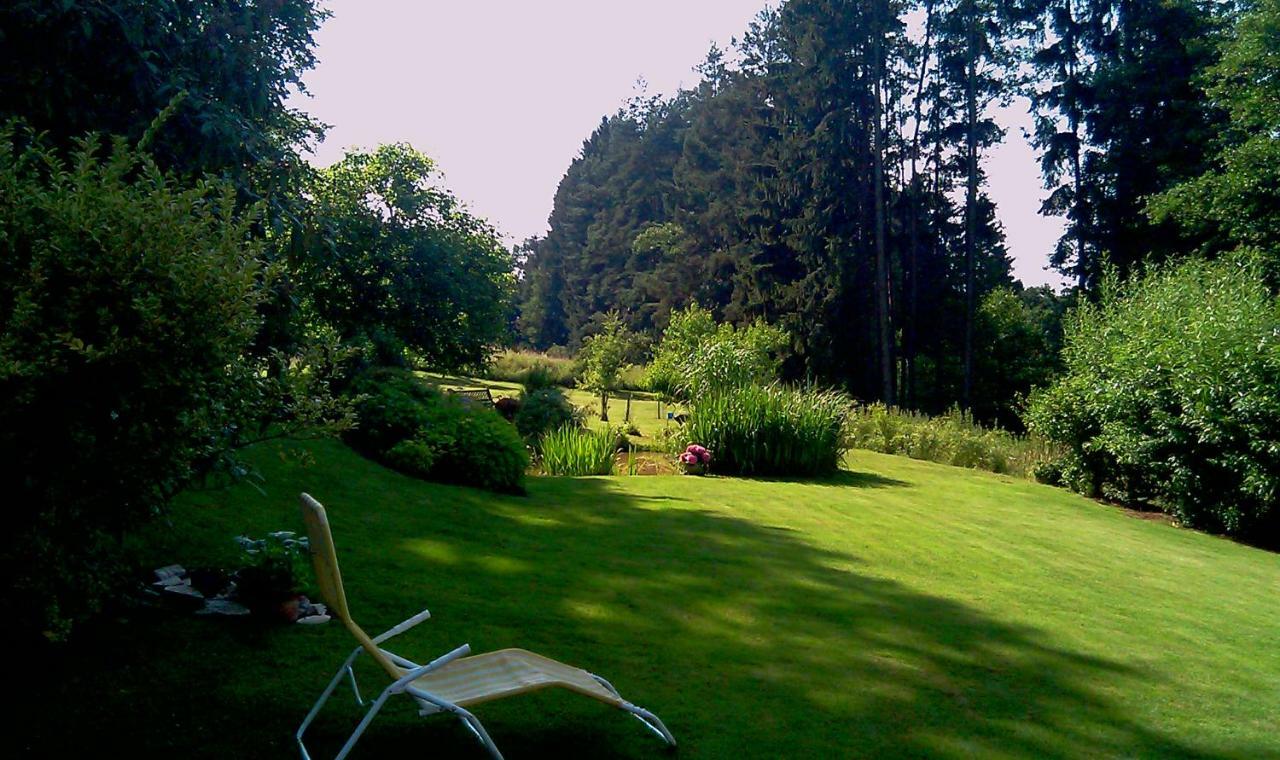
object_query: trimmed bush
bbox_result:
[347,368,528,493]
[685,385,848,476]
[515,387,582,443]
[1025,255,1280,542]
[539,425,619,476]
[846,404,1062,479]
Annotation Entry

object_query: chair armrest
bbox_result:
[372,607,432,644]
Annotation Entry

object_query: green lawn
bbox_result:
[421,372,684,443]
[17,440,1280,758]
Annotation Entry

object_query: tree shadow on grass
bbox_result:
[13,453,1268,759]
[745,468,912,489]
[319,477,1247,760]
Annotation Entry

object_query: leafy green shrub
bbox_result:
[539,425,620,476]
[515,388,582,442]
[0,127,271,638]
[232,532,313,614]
[686,385,848,476]
[579,312,637,421]
[846,404,1060,479]
[648,305,787,400]
[1025,255,1280,542]
[347,368,528,493]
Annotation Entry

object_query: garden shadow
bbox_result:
[322,476,1244,759]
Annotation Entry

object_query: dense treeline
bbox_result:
[517,0,1235,421]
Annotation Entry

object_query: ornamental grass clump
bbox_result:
[685,384,849,477]
[539,425,620,476]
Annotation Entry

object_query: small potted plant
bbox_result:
[233,531,313,620]
[679,444,712,475]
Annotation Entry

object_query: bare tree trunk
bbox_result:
[600,392,609,422]
[873,10,895,406]
[1067,0,1087,291]
[905,0,935,407]
[963,12,978,410]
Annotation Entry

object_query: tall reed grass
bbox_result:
[846,403,1062,479]
[685,384,848,476]
[539,425,620,476]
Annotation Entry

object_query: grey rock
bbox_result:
[161,581,204,611]
[196,599,251,617]
[154,564,186,581]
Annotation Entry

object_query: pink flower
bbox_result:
[686,444,712,464]
[679,452,698,465]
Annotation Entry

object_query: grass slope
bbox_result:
[16,442,1280,758]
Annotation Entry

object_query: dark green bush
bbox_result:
[515,388,582,442]
[686,384,849,477]
[347,368,527,493]
[1025,255,1280,542]
[0,128,270,638]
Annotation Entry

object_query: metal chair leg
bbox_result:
[457,709,505,760]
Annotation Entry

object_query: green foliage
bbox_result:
[1022,0,1224,289]
[347,369,527,493]
[0,0,327,211]
[538,425,620,476]
[517,1,1020,411]
[232,532,313,612]
[971,287,1065,429]
[483,350,577,389]
[685,385,849,477]
[1149,0,1280,274]
[514,388,583,443]
[302,144,516,370]
[0,127,270,637]
[578,312,636,420]
[846,404,1063,479]
[648,305,787,400]
[1024,255,1280,542]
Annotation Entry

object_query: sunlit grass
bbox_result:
[18,439,1280,758]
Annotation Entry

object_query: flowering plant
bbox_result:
[678,444,712,474]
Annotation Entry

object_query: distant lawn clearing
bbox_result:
[421,371,684,443]
[18,442,1279,758]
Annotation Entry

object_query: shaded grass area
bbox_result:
[14,443,1280,758]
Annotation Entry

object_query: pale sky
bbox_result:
[296,0,1067,288]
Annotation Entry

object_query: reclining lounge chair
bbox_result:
[295,493,676,760]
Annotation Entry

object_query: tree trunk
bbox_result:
[600,392,609,422]
[905,0,935,407]
[873,10,895,406]
[1067,0,1087,291]
[963,12,978,411]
